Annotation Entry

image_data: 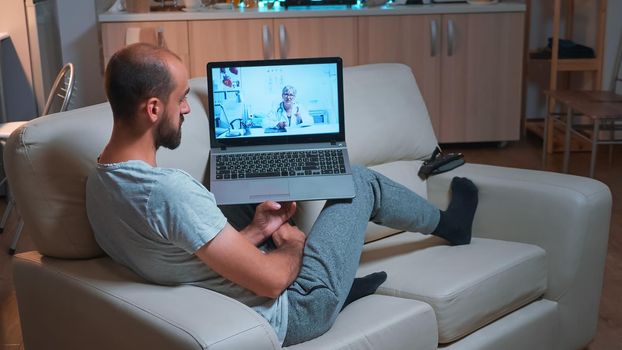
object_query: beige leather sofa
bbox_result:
[6,64,611,350]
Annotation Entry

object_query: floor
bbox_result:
[0,133,620,349]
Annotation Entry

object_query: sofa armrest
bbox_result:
[14,252,280,350]
[426,163,611,349]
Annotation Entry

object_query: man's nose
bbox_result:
[182,99,191,114]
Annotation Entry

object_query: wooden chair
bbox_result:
[543,35,622,177]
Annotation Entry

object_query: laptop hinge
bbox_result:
[330,140,337,145]
[220,146,227,150]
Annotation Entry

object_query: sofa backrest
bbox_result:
[342,64,437,166]
[5,63,437,259]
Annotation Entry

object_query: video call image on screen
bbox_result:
[211,63,340,139]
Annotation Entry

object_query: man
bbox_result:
[86,43,478,346]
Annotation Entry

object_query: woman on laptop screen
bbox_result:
[264,85,314,131]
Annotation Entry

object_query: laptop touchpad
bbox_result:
[249,179,290,198]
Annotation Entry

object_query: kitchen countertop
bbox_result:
[99,1,525,22]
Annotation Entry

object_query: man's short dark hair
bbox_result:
[105,43,180,120]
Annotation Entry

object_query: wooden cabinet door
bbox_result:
[188,19,273,77]
[358,15,442,134]
[274,17,358,67]
[101,21,189,72]
[439,12,524,142]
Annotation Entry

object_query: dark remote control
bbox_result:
[418,152,465,179]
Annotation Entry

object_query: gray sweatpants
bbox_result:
[220,166,440,346]
[283,166,440,345]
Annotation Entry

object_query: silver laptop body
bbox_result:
[207,57,355,205]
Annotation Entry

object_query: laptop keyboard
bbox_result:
[215,149,346,180]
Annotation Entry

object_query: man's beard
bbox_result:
[155,114,183,150]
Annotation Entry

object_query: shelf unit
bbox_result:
[525,0,607,153]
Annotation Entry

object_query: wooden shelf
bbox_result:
[556,58,601,72]
[529,57,600,72]
[526,119,592,153]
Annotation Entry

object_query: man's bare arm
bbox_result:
[195,223,305,299]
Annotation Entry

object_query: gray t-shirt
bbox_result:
[85,160,288,343]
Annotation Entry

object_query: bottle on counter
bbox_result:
[242,0,258,8]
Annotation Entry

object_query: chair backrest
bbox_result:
[42,63,75,116]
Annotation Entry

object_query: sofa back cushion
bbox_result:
[5,64,437,259]
[5,105,110,258]
[343,63,437,166]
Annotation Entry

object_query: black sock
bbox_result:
[432,177,478,246]
[341,271,388,310]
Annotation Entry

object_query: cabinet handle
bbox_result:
[447,19,455,56]
[279,24,287,59]
[156,27,165,48]
[430,19,438,57]
[262,24,272,59]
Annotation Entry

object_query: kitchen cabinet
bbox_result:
[271,17,357,65]
[358,12,524,143]
[439,13,524,143]
[188,17,357,77]
[188,19,272,76]
[101,21,190,72]
[358,15,441,133]
[99,5,525,143]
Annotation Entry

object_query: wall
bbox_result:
[1,0,112,119]
[602,0,621,92]
[55,0,107,108]
[26,0,64,113]
[0,0,108,120]
[51,0,121,108]
[0,0,38,121]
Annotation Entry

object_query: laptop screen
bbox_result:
[207,57,345,148]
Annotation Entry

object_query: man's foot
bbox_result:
[432,177,478,246]
[342,271,388,310]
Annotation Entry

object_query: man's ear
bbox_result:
[145,97,161,123]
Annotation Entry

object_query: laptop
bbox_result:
[206,57,356,205]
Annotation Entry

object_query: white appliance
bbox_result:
[25,0,63,115]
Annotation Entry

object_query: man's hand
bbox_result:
[254,201,297,234]
[272,222,306,248]
[276,121,287,129]
[240,201,297,245]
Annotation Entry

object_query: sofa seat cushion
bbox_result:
[439,299,558,350]
[287,295,438,350]
[358,233,547,343]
